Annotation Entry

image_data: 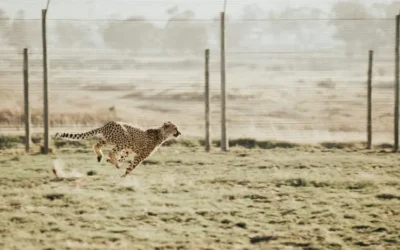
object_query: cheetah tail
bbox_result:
[55,127,102,141]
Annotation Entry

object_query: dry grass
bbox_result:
[0,142,399,249]
[123,91,260,102]
[0,54,396,144]
[0,53,394,143]
[0,108,115,126]
[0,134,395,154]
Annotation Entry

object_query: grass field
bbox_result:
[0,140,400,250]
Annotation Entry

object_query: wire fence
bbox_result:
[0,1,398,144]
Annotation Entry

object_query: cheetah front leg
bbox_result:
[122,152,149,177]
[93,139,106,162]
[117,149,130,167]
[106,145,124,169]
[108,148,130,167]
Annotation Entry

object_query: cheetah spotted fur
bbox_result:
[55,121,181,177]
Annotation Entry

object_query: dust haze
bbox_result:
[0,0,399,143]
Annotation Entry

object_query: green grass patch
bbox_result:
[0,134,396,154]
[319,141,365,149]
[53,139,88,149]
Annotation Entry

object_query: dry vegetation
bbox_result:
[2,3,400,248]
[0,140,399,249]
[0,53,396,143]
[1,52,399,248]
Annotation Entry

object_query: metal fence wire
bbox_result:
[0,0,399,144]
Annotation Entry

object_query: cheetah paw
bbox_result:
[97,156,102,163]
[106,158,120,169]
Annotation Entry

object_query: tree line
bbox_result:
[0,1,399,55]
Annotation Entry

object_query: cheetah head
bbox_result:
[161,121,181,139]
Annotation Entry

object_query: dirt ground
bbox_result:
[0,143,399,250]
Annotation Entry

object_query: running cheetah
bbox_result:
[55,121,181,177]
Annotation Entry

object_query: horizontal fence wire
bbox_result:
[0,0,398,144]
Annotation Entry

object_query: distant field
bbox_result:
[0,141,399,249]
[0,53,396,143]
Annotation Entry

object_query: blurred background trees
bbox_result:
[0,1,399,56]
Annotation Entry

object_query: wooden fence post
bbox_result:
[42,9,50,154]
[220,11,228,152]
[205,49,211,152]
[395,15,400,152]
[367,50,373,149]
[23,48,30,153]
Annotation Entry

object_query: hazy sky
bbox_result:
[1,0,396,20]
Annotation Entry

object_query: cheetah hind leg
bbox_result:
[93,139,106,163]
